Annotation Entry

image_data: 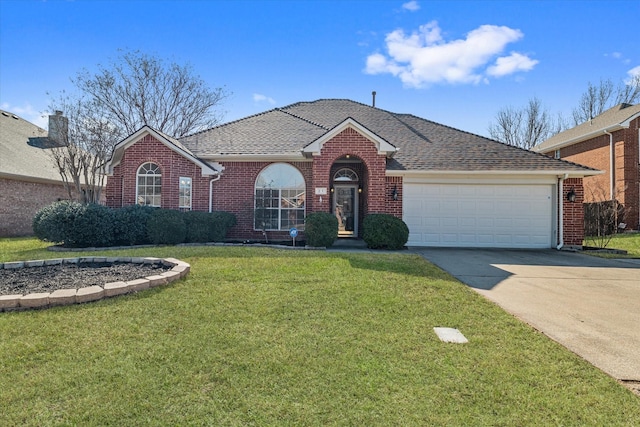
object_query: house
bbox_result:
[105,99,599,248]
[0,110,71,236]
[534,103,640,231]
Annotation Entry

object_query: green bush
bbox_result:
[68,203,115,247]
[146,209,187,245]
[183,211,237,243]
[362,213,409,250]
[209,211,237,242]
[304,212,338,247]
[33,200,81,244]
[112,204,155,246]
[33,201,114,247]
[184,211,213,243]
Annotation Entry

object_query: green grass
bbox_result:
[1,238,639,425]
[584,233,640,258]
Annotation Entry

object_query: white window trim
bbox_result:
[179,177,192,211]
[254,163,306,231]
[136,162,162,207]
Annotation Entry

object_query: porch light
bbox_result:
[567,187,576,203]
[330,187,334,193]
[358,187,362,193]
[391,185,398,201]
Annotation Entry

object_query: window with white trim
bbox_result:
[136,162,161,207]
[179,177,192,211]
[254,163,305,230]
[554,149,561,159]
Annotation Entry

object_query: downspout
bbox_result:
[604,129,614,200]
[557,174,568,250]
[209,174,221,213]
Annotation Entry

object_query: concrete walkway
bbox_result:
[411,248,640,384]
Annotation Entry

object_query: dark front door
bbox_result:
[334,185,358,237]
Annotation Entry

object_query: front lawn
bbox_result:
[1,238,639,425]
[585,233,640,257]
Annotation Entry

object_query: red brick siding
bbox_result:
[106,135,213,211]
[385,176,403,219]
[212,161,313,240]
[562,178,584,246]
[311,128,389,215]
[0,177,70,236]
[548,117,639,230]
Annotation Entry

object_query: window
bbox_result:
[333,168,358,182]
[179,177,192,211]
[254,163,305,230]
[554,149,561,159]
[136,162,162,207]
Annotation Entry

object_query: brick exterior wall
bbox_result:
[106,135,214,212]
[0,177,70,236]
[562,178,585,246]
[106,127,585,247]
[549,116,639,230]
[105,128,395,241]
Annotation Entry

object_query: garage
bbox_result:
[403,183,555,248]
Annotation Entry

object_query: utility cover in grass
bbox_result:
[434,327,468,343]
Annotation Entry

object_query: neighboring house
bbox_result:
[534,103,640,231]
[0,110,71,236]
[105,99,599,248]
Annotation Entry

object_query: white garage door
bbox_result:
[404,183,553,248]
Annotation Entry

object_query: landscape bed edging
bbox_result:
[0,257,190,312]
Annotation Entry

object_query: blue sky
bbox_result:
[1,0,638,137]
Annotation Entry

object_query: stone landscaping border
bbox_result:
[0,257,190,312]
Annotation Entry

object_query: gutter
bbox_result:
[557,174,568,250]
[209,174,221,213]
[604,129,614,200]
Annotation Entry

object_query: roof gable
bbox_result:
[105,126,222,176]
[302,117,397,157]
[534,103,640,152]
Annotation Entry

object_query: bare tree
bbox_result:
[47,94,120,203]
[73,50,229,137]
[572,76,640,125]
[488,97,556,149]
[47,50,229,204]
[583,183,625,249]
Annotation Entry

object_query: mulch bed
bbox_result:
[0,262,171,296]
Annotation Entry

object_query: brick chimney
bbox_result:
[48,110,68,145]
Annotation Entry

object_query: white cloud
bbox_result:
[0,102,48,128]
[402,1,420,12]
[364,21,537,87]
[487,52,539,77]
[626,65,640,83]
[253,93,276,105]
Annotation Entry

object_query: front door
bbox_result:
[334,185,358,237]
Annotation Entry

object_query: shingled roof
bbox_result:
[181,99,598,175]
[534,103,640,152]
[0,110,64,183]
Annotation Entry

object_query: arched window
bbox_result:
[333,168,358,182]
[136,162,162,207]
[255,163,305,230]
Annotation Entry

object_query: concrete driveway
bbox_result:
[412,248,640,385]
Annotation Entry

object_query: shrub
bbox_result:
[304,212,338,247]
[112,204,155,246]
[68,203,115,247]
[184,211,213,243]
[33,201,114,247]
[183,211,237,243]
[362,213,409,250]
[33,200,82,244]
[146,209,186,245]
[209,211,237,242]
